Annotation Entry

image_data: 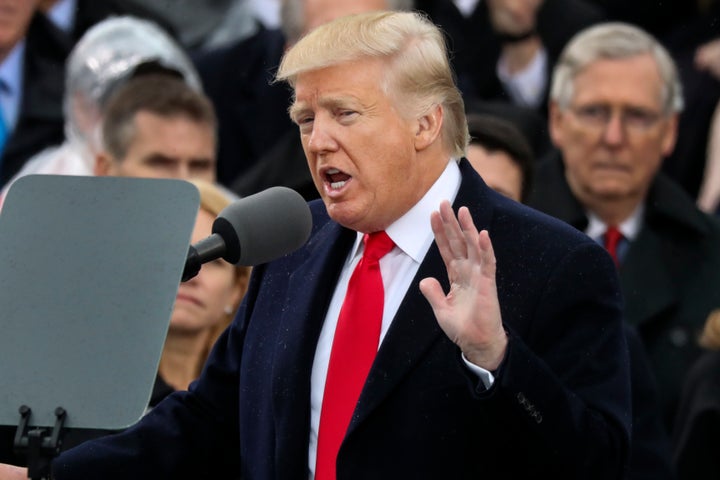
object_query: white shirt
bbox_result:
[308,160,469,475]
[496,45,548,109]
[453,0,482,17]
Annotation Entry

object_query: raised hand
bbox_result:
[419,201,507,370]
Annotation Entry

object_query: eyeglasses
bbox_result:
[567,104,664,133]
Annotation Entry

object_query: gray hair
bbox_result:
[280,0,415,45]
[277,10,469,158]
[550,22,684,114]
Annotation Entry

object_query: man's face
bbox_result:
[549,54,678,207]
[0,0,37,59]
[303,0,388,35]
[466,144,523,202]
[103,111,216,182]
[291,57,435,233]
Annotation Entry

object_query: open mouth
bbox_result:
[324,168,352,190]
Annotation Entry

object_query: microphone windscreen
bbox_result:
[212,186,312,266]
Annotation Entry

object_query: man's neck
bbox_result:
[583,196,644,227]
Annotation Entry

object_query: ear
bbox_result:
[414,104,444,152]
[548,101,566,149]
[660,112,679,157]
[94,151,114,176]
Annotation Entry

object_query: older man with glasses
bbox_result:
[528,21,720,455]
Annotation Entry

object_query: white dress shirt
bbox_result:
[308,160,470,475]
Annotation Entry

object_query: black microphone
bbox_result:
[182,186,312,281]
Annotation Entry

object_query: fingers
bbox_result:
[439,201,469,260]
[431,201,488,266]
[478,229,497,280]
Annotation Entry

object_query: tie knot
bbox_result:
[604,226,623,246]
[362,231,394,262]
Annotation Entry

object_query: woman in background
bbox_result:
[153,178,250,400]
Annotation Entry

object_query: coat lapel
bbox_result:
[272,219,356,477]
[620,223,677,326]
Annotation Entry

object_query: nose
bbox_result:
[177,162,191,180]
[307,116,338,154]
[602,113,626,146]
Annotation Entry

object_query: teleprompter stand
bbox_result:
[13,406,66,480]
[0,175,201,478]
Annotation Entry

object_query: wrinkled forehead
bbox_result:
[570,55,666,107]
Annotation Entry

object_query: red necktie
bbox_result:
[315,231,395,480]
[604,225,623,267]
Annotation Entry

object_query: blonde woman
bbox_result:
[155,179,251,397]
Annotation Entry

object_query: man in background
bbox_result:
[528,21,720,436]
[0,0,69,185]
[94,73,216,182]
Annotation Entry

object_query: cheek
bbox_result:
[208,271,238,302]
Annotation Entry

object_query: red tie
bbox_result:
[604,225,623,267]
[315,231,395,480]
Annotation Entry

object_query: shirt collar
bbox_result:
[46,0,77,34]
[348,159,462,262]
[586,204,645,242]
[0,38,25,94]
[0,39,26,129]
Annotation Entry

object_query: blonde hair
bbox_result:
[700,309,720,350]
[276,10,469,158]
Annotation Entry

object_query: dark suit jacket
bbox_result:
[192,26,294,188]
[528,152,720,433]
[0,14,69,186]
[53,160,631,479]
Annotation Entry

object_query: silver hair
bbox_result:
[550,22,684,114]
[280,0,415,45]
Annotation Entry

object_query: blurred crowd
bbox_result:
[0,1,718,479]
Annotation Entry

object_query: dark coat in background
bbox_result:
[528,152,720,433]
[0,14,70,187]
[192,26,293,188]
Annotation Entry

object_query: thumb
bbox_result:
[419,277,446,312]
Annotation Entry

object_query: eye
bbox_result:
[190,160,213,172]
[144,156,177,170]
[295,115,314,133]
[336,109,358,122]
[575,105,609,123]
[623,107,660,129]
